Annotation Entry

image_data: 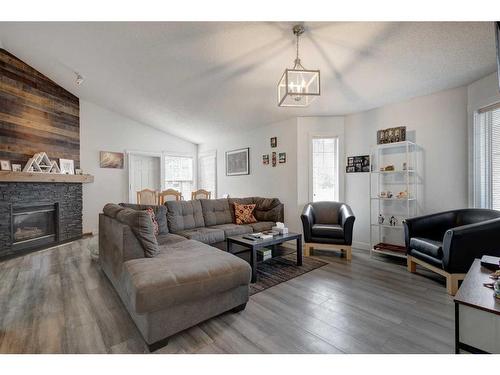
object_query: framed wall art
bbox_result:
[226,148,250,176]
[376,126,406,144]
[100,151,124,169]
[346,155,370,173]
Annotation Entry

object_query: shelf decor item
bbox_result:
[0,160,11,171]
[59,158,75,175]
[369,140,420,259]
[377,126,406,144]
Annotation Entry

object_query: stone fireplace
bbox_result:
[0,182,83,258]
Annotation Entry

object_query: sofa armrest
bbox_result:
[339,204,355,245]
[442,218,500,273]
[403,211,457,249]
[99,214,144,279]
[300,204,314,243]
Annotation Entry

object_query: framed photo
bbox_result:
[100,151,124,169]
[270,137,277,148]
[59,158,75,175]
[377,126,406,144]
[278,152,286,163]
[75,168,83,175]
[11,164,22,172]
[262,154,269,165]
[346,155,370,173]
[272,151,277,167]
[226,148,249,176]
[0,160,11,171]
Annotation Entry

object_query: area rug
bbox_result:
[249,254,328,295]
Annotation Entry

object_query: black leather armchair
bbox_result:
[404,208,500,294]
[301,202,355,260]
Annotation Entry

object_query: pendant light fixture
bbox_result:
[277,24,320,107]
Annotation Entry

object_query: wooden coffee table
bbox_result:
[226,232,302,283]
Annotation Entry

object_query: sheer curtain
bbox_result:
[198,152,217,197]
[473,102,500,209]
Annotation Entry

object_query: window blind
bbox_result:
[473,104,500,209]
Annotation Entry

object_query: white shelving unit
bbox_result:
[369,141,420,259]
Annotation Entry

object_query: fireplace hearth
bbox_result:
[11,203,58,251]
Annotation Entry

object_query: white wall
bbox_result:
[344,86,469,249]
[80,100,197,234]
[198,118,300,232]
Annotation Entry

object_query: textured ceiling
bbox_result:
[0,22,496,144]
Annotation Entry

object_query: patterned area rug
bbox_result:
[249,254,328,295]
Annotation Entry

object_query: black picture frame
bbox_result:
[346,155,370,173]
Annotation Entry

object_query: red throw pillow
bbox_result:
[234,203,257,225]
[146,208,159,236]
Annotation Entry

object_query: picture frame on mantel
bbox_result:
[226,148,250,176]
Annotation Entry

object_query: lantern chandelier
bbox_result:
[277,24,321,107]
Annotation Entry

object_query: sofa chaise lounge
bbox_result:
[99,197,284,351]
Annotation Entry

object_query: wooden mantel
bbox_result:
[0,171,94,184]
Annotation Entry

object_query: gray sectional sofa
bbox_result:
[98,197,284,351]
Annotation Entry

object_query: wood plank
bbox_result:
[0,171,93,183]
[0,239,455,354]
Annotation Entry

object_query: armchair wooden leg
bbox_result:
[407,256,416,273]
[446,274,461,296]
[304,244,310,257]
[343,246,352,261]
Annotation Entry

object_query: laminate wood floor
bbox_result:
[0,236,455,354]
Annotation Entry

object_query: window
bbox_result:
[311,136,339,202]
[198,152,217,197]
[164,155,194,199]
[473,103,500,209]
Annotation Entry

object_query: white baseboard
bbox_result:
[352,241,370,251]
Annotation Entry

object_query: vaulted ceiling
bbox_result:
[0,22,496,143]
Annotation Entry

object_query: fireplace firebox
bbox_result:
[11,203,59,251]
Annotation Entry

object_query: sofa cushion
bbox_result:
[208,223,253,237]
[200,199,233,226]
[248,221,275,232]
[166,200,205,233]
[123,239,251,313]
[103,203,124,218]
[176,227,225,244]
[120,203,168,234]
[115,207,159,258]
[410,237,443,259]
[234,203,257,225]
[156,233,187,246]
[311,224,344,239]
[253,197,282,222]
[228,197,255,222]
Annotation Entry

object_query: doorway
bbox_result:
[128,152,162,203]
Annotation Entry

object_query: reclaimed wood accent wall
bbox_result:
[0,48,80,168]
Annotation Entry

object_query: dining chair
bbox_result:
[191,189,211,200]
[136,189,158,205]
[158,189,183,204]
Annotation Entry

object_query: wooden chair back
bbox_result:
[191,189,211,200]
[158,189,183,204]
[136,189,158,205]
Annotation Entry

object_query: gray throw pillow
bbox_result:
[116,207,160,258]
[119,203,168,234]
